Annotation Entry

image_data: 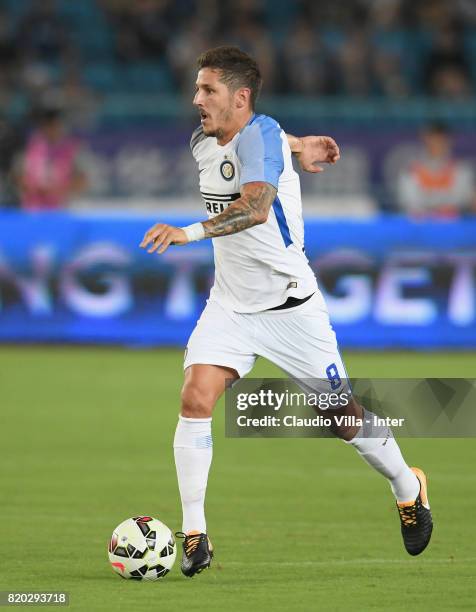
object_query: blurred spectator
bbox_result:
[19,62,57,107]
[58,71,100,130]
[0,0,474,154]
[429,65,472,99]
[110,0,173,62]
[0,116,25,207]
[281,19,335,95]
[300,0,364,28]
[397,122,475,218]
[368,0,409,97]
[167,18,213,94]
[0,10,17,110]
[413,0,451,30]
[454,0,476,24]
[16,0,72,63]
[424,22,472,98]
[220,0,266,24]
[225,18,277,93]
[0,9,17,77]
[337,29,373,96]
[17,105,88,211]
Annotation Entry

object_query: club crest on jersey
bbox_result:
[220,160,235,181]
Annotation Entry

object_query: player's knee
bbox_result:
[180,383,215,418]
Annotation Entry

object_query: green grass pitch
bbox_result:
[1,347,475,611]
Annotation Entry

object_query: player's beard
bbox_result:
[203,105,233,140]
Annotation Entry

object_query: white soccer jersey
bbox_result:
[190,113,318,313]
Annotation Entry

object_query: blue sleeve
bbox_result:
[236,117,284,189]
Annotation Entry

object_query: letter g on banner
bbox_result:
[59,243,132,317]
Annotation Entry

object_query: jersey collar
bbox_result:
[237,113,257,137]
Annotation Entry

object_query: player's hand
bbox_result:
[296,136,340,173]
[140,223,188,254]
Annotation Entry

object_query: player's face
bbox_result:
[193,68,235,139]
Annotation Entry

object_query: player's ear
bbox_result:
[235,87,251,110]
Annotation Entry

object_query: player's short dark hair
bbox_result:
[197,46,262,110]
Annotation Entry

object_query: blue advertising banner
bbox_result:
[0,211,475,348]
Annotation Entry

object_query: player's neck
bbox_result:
[216,111,254,146]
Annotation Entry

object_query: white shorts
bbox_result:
[184,291,348,391]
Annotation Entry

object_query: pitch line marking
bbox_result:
[223,558,476,567]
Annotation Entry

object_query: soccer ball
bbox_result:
[108,516,176,580]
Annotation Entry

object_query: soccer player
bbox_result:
[140,46,433,577]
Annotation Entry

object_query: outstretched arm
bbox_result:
[139,181,276,254]
[287,134,340,173]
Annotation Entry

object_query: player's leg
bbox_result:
[254,291,432,555]
[174,363,238,577]
[175,363,238,535]
[174,298,257,576]
[314,394,421,505]
[345,404,432,555]
[324,393,432,555]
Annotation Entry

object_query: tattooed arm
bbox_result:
[203,181,276,238]
[139,181,276,254]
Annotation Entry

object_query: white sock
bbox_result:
[173,415,213,534]
[347,408,420,503]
